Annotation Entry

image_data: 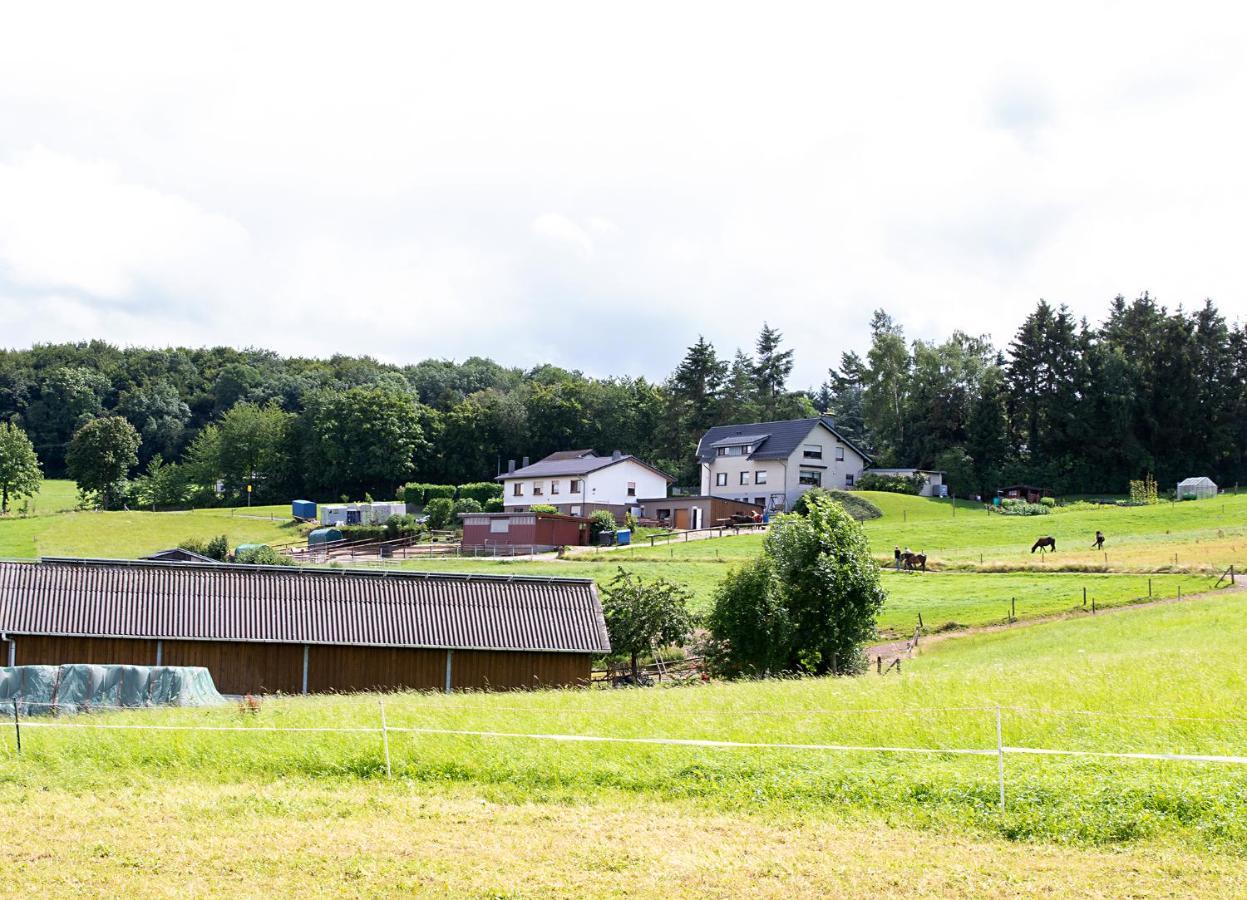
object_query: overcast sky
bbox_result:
[2,2,1245,388]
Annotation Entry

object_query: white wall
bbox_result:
[704,459,786,507]
[503,460,668,511]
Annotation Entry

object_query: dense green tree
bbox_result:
[0,421,42,514]
[66,416,141,509]
[861,310,911,463]
[302,385,428,497]
[752,323,795,419]
[117,380,191,464]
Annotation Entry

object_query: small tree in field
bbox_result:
[0,422,42,514]
[709,491,884,676]
[66,416,141,510]
[601,567,694,680]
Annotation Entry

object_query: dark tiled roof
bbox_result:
[696,416,873,464]
[141,548,219,563]
[497,451,674,482]
[0,558,610,654]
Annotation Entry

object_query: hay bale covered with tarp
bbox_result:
[0,664,225,715]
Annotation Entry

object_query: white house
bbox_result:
[696,417,872,512]
[496,450,674,521]
[864,467,947,497]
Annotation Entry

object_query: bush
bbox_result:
[180,534,229,561]
[588,509,618,540]
[856,472,926,495]
[708,492,884,677]
[339,515,427,542]
[424,497,456,529]
[792,487,881,521]
[483,497,504,512]
[457,481,503,504]
[401,482,456,505]
[530,503,558,514]
[453,498,483,516]
[234,544,294,566]
[992,499,1050,516]
[1039,496,1056,508]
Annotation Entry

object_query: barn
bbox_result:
[460,511,590,551]
[0,558,609,694]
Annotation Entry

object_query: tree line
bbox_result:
[1,295,1244,509]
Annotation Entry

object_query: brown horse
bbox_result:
[902,551,927,571]
[1031,536,1056,554]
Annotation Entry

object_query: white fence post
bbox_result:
[996,706,1006,812]
[379,699,392,778]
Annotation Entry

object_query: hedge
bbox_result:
[401,482,456,505]
[457,481,503,504]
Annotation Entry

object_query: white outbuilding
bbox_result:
[1176,476,1218,500]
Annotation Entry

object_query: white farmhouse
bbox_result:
[696,417,872,513]
[497,450,673,521]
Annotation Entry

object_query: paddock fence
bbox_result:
[7,700,1247,812]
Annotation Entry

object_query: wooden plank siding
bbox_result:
[6,634,591,695]
[307,645,446,693]
[162,640,304,696]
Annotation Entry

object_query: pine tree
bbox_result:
[752,324,795,419]
[861,310,911,463]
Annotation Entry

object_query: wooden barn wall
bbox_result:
[451,651,589,690]
[161,640,303,695]
[308,645,445,693]
[8,636,591,695]
[13,635,157,667]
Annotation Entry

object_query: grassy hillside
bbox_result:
[6,595,1246,854]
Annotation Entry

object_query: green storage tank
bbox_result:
[308,528,343,548]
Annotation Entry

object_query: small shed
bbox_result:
[638,496,761,531]
[460,512,590,551]
[308,527,343,548]
[1000,484,1050,504]
[1177,476,1217,500]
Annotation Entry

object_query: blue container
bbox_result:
[308,527,342,548]
[615,529,631,546]
[291,499,317,520]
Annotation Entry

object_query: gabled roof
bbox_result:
[141,548,219,564]
[696,417,873,465]
[497,451,675,483]
[0,558,610,654]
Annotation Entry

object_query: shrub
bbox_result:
[1039,496,1056,508]
[1182,493,1198,501]
[530,503,558,514]
[856,472,926,495]
[992,499,1050,516]
[600,567,694,680]
[708,492,884,677]
[457,481,503,504]
[339,515,427,542]
[483,497,504,512]
[793,487,881,521]
[400,482,456,505]
[180,534,229,561]
[234,544,294,566]
[453,498,483,516]
[588,509,618,540]
[424,497,456,529]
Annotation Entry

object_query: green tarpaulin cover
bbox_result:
[0,665,224,715]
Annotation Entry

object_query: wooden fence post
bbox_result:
[378,699,392,778]
[995,707,1005,812]
[11,700,19,755]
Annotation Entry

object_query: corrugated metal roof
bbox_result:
[0,559,610,655]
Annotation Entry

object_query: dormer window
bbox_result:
[715,444,753,457]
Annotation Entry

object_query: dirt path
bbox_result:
[867,580,1247,662]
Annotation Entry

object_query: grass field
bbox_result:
[4,594,1246,893]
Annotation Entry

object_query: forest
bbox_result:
[1,293,1244,506]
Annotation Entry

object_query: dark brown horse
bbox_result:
[902,551,927,571]
[1031,536,1056,554]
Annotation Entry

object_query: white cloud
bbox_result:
[0,1,1245,383]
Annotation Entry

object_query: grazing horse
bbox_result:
[902,551,927,571]
[1031,536,1056,554]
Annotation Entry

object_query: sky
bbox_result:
[2,2,1246,388]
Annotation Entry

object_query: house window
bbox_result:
[715,444,752,457]
[627,482,636,497]
[532,483,543,496]
[551,481,560,495]
[570,505,582,515]
[716,472,728,487]
[799,470,822,487]
[489,519,510,533]
[570,479,582,493]
[739,472,750,486]
[845,474,855,487]
[755,471,767,485]
[754,497,766,507]
[512,483,524,497]
[803,444,823,460]
[835,446,845,461]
